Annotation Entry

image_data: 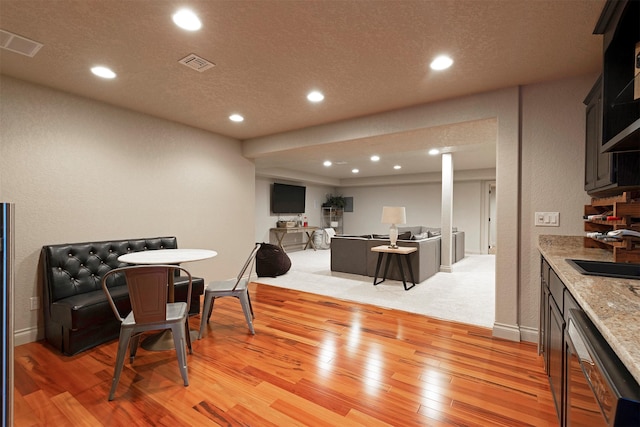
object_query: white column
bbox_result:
[440,153,453,273]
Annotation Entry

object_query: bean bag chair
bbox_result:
[256,243,291,277]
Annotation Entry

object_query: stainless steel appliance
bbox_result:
[565,309,640,426]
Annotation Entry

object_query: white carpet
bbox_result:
[254,249,496,328]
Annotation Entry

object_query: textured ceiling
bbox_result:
[0,0,604,181]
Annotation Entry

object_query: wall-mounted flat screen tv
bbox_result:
[272,183,306,214]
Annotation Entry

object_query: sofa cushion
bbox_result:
[412,232,429,240]
[372,234,389,239]
[398,231,412,240]
[51,286,130,330]
[398,226,423,236]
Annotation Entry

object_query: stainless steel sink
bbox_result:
[566,259,640,280]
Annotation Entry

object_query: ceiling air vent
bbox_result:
[0,29,43,57]
[178,53,215,72]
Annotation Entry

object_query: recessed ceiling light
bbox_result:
[352,168,359,174]
[173,9,202,31]
[91,66,116,79]
[430,55,453,70]
[370,155,380,162]
[428,148,440,155]
[323,160,332,167]
[307,91,324,102]
[394,165,402,170]
[229,114,244,122]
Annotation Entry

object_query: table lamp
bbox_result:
[381,206,406,248]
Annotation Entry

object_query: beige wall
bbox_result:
[254,177,334,245]
[0,76,256,345]
[2,72,596,345]
[246,85,523,340]
[519,74,595,337]
[247,74,596,342]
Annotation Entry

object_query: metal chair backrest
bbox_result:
[231,243,261,291]
[102,265,192,323]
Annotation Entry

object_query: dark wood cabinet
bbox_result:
[584,0,640,196]
[540,254,640,426]
[540,257,566,421]
[584,77,640,196]
[595,0,640,153]
[584,77,610,192]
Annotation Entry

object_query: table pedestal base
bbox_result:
[141,329,199,351]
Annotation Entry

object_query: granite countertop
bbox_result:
[538,235,640,384]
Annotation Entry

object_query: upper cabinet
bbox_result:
[584,76,640,195]
[584,0,640,196]
[594,0,639,153]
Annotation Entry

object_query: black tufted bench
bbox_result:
[41,237,205,355]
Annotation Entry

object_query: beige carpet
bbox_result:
[255,249,495,328]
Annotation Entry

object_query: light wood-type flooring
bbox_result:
[13,283,558,426]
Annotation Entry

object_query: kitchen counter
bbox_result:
[538,235,640,384]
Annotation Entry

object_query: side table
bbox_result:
[370,245,418,290]
[270,226,319,251]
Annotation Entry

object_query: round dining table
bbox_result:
[117,248,217,350]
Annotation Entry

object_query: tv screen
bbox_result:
[272,183,306,214]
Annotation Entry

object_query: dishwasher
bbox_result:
[565,309,640,426]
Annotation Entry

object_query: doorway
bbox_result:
[481,181,497,254]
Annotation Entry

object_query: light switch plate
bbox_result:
[535,212,559,227]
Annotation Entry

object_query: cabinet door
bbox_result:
[539,258,550,357]
[584,77,614,192]
[548,298,565,421]
[584,82,599,191]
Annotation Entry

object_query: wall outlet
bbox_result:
[535,212,559,227]
[30,296,40,311]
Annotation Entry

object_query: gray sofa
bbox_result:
[330,226,464,283]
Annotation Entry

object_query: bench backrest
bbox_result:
[42,237,179,303]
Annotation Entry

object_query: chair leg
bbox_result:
[199,293,213,339]
[207,297,215,321]
[109,328,133,401]
[239,291,255,334]
[246,292,255,318]
[184,317,192,354]
[170,323,189,387]
[129,334,141,363]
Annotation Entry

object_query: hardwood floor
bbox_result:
[14,283,557,426]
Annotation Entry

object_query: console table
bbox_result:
[270,226,319,251]
[371,245,417,290]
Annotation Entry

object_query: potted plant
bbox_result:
[323,194,346,209]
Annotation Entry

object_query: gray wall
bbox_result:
[0,76,256,345]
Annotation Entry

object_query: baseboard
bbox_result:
[492,322,521,342]
[439,265,453,273]
[519,325,538,343]
[14,326,41,346]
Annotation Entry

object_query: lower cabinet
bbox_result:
[548,298,564,420]
[540,256,568,424]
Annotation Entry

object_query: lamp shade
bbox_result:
[381,206,406,224]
